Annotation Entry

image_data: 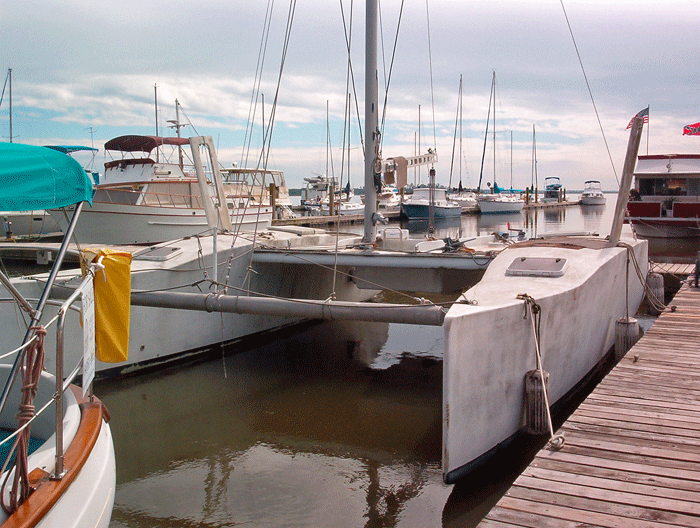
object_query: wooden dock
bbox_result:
[478,279,700,527]
[523,200,580,210]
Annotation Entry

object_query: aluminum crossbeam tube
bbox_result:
[130,291,446,326]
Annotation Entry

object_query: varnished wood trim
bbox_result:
[2,386,105,528]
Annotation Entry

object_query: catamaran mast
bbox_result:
[363,0,379,244]
[8,69,12,143]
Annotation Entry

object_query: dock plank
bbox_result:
[478,280,700,527]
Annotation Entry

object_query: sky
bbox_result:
[1,0,699,191]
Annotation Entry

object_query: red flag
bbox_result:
[626,107,649,129]
[683,122,700,135]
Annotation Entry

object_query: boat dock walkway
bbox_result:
[523,200,580,210]
[278,200,579,228]
[478,276,700,527]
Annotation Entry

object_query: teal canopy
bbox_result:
[44,145,99,155]
[0,142,93,211]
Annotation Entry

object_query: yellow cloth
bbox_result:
[81,248,132,363]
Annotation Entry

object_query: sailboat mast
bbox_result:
[363,0,379,244]
[418,105,421,185]
[477,73,495,194]
[492,72,496,191]
[8,69,12,143]
[459,74,463,187]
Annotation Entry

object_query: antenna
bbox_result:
[167,99,186,168]
[86,126,97,170]
[154,84,160,163]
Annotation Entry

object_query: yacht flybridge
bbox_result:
[51,135,275,244]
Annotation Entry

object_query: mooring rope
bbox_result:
[517,294,565,450]
[1,326,45,514]
[618,242,668,314]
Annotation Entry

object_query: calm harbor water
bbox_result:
[99,195,665,527]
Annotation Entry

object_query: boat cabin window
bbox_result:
[688,179,700,196]
[639,178,687,196]
[93,187,143,205]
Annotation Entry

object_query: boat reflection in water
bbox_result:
[578,202,606,236]
[402,216,462,237]
[476,211,521,236]
[98,318,464,527]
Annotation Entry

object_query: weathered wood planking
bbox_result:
[650,262,695,277]
[478,280,700,527]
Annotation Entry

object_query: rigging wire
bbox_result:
[559,0,619,185]
[0,70,9,109]
[377,0,405,152]
[241,0,275,170]
[425,0,437,153]
[448,75,462,190]
[339,0,355,185]
[241,0,297,294]
[339,0,365,157]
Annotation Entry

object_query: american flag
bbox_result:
[626,107,649,129]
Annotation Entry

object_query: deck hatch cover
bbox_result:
[133,246,183,261]
[505,256,568,277]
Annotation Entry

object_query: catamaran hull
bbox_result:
[442,235,647,483]
[1,234,377,378]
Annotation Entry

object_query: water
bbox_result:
[100,195,663,527]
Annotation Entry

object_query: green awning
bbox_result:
[0,142,93,211]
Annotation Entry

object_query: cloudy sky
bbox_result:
[1,0,699,191]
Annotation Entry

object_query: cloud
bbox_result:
[2,0,699,190]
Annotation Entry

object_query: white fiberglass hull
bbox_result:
[2,231,377,377]
[477,196,524,214]
[442,233,647,482]
[0,210,61,237]
[580,194,606,206]
[50,202,273,245]
[0,367,115,527]
[630,218,700,239]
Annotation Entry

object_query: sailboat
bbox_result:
[475,72,525,215]
[447,75,478,213]
[0,69,66,238]
[0,142,116,525]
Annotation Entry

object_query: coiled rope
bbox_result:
[1,326,46,514]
